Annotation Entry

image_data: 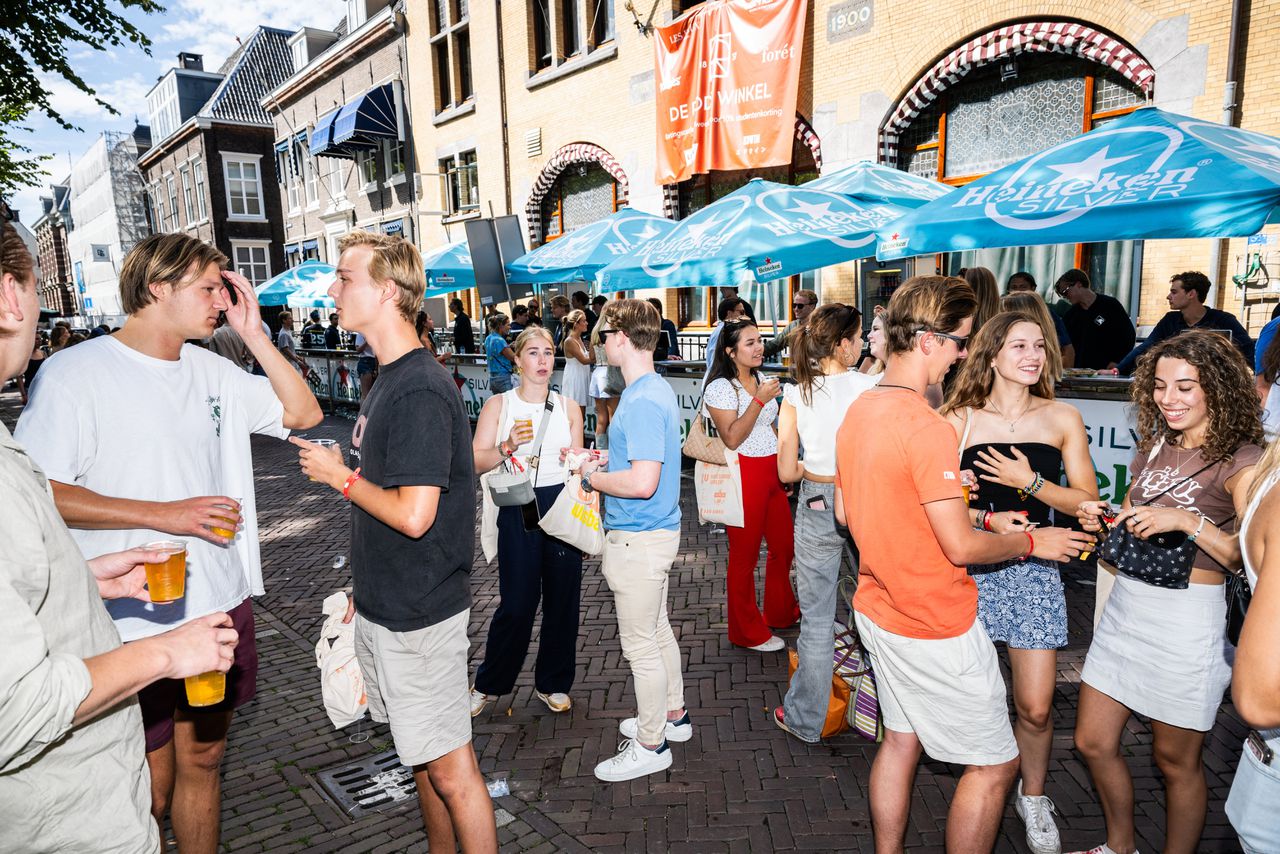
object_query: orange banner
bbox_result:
[654,0,807,184]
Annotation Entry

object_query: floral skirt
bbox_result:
[968,558,1066,649]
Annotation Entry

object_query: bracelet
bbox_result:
[499,440,514,458]
[1187,513,1208,543]
[752,397,768,408]
[982,510,993,532]
[342,468,363,500]
[1021,532,1035,560]
[1018,473,1045,501]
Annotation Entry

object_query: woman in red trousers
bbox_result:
[705,319,799,651]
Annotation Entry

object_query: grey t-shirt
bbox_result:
[348,348,474,631]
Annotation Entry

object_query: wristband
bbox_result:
[752,397,768,408]
[342,467,363,500]
[1187,513,1208,543]
[982,510,993,532]
[1022,531,1034,560]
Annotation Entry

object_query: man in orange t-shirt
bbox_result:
[835,276,1091,853]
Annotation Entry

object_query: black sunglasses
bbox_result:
[914,328,969,349]
[597,327,618,341]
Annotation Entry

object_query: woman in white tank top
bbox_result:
[1226,443,1280,853]
[469,327,585,717]
[771,304,878,741]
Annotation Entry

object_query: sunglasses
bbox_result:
[915,328,969,349]
[792,301,813,309]
[597,328,618,341]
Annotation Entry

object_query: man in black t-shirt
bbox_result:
[1056,268,1136,370]
[291,229,495,853]
[324,313,342,350]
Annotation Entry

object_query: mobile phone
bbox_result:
[1246,730,1274,765]
[520,499,541,532]
[222,275,239,306]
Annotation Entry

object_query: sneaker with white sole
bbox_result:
[747,635,785,652]
[1014,780,1061,854]
[618,712,693,743]
[535,690,572,713]
[1065,845,1137,854]
[469,687,495,718]
[593,738,673,782]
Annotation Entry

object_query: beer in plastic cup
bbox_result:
[208,498,240,540]
[184,670,226,707]
[308,439,338,481]
[515,417,533,433]
[143,540,187,604]
[960,470,977,505]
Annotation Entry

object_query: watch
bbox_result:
[580,472,595,493]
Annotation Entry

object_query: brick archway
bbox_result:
[661,113,823,219]
[878,21,1156,165]
[525,142,629,245]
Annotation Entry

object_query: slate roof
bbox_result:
[200,27,295,125]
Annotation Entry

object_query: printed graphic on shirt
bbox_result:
[207,395,222,437]
[1134,464,1203,506]
[1094,315,1106,326]
[943,470,957,480]
[350,414,367,465]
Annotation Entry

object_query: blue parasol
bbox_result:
[422,239,475,292]
[804,160,952,208]
[597,178,906,292]
[506,209,676,285]
[877,106,1280,260]
[255,260,335,306]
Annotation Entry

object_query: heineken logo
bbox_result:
[436,274,455,285]
[953,123,1198,230]
[756,258,782,275]
[521,214,667,274]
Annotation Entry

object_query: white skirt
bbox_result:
[1082,573,1231,731]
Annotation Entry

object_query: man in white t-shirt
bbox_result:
[17,233,322,853]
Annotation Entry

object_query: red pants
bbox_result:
[726,452,798,647]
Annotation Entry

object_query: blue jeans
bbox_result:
[490,373,513,394]
[781,480,843,742]
[1227,734,1280,854]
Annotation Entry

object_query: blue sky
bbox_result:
[10,0,343,223]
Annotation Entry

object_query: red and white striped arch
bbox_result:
[878,21,1156,165]
[525,142,630,245]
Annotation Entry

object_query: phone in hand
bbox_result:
[221,273,239,305]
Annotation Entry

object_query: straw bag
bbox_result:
[682,387,739,464]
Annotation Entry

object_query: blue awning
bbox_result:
[332,82,400,148]
[274,138,290,153]
[301,239,319,251]
[310,108,351,159]
[284,243,301,255]
[381,219,403,235]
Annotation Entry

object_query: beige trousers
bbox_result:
[601,528,684,745]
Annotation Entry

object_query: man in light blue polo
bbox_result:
[577,298,689,782]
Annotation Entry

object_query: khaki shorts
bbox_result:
[354,609,472,767]
[854,611,1018,767]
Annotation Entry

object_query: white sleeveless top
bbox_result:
[498,390,572,487]
[782,370,880,477]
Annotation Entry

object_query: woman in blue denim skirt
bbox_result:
[771,304,878,741]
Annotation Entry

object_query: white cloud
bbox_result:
[42,74,156,124]
[158,0,345,70]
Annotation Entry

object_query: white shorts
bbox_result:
[354,609,472,767]
[589,365,613,399]
[854,611,1018,766]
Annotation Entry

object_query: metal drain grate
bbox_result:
[315,750,417,818]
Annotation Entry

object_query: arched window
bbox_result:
[895,53,1147,305]
[539,162,622,242]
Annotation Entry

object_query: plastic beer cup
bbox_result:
[143,540,187,604]
[208,498,240,541]
[184,670,226,707]
[960,470,977,505]
[308,439,338,481]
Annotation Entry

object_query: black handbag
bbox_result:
[1225,569,1252,646]
[1096,457,1222,590]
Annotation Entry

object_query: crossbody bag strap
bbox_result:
[1133,458,1221,508]
[526,395,555,473]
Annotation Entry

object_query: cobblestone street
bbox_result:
[3,392,1250,852]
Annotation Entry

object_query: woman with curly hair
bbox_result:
[941,311,1098,854]
[1072,330,1264,854]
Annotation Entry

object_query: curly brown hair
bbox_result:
[1130,330,1263,461]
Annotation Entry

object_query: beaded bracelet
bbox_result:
[1018,472,1045,501]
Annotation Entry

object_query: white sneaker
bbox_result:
[593,738,673,782]
[1014,780,1061,854]
[535,691,572,713]
[748,635,785,652]
[469,687,495,718]
[618,712,693,743]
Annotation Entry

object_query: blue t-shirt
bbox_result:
[604,372,682,532]
[1256,317,1280,373]
[485,333,513,376]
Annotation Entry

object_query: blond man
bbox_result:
[17,232,321,852]
[291,230,496,852]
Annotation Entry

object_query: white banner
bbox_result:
[1061,396,1137,506]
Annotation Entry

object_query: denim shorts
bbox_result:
[1226,733,1280,853]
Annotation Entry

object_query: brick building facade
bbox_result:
[260,3,416,269]
[32,182,75,316]
[403,0,1280,333]
[138,30,295,287]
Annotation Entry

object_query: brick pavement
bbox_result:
[1,389,1248,852]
